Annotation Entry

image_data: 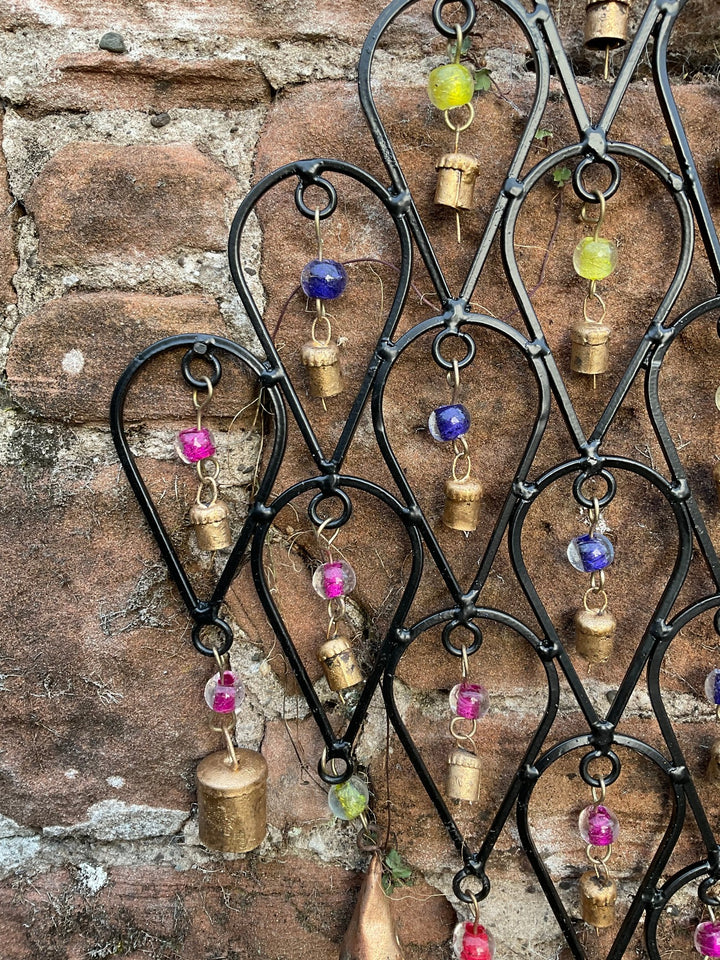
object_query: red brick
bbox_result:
[20,53,271,116]
[24,143,235,267]
[0,116,17,304]
[262,718,332,828]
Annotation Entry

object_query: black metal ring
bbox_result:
[573,469,617,509]
[452,866,491,903]
[699,876,720,908]
[309,489,353,529]
[317,750,352,785]
[573,155,622,203]
[432,329,477,371]
[181,343,222,390]
[442,619,483,656]
[579,749,621,789]
[192,617,234,657]
[295,176,338,220]
[432,0,476,38]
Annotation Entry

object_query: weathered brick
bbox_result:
[24,143,235,267]
[20,53,271,117]
[0,116,17,304]
[262,718,332,828]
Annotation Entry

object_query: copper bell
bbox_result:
[188,499,232,551]
[442,477,483,532]
[574,607,616,664]
[340,853,406,960]
[584,0,630,51]
[435,153,480,210]
[317,636,363,692]
[196,748,268,853]
[302,340,343,398]
[570,319,612,376]
[707,738,720,783]
[447,747,482,802]
[579,870,617,928]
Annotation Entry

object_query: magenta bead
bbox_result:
[578,803,619,846]
[452,921,495,960]
[449,681,489,720]
[203,670,245,714]
[312,559,356,599]
[695,920,720,957]
[175,426,216,463]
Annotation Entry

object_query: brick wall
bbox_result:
[1,2,719,958]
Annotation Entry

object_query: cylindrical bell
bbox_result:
[579,870,617,928]
[570,319,612,376]
[302,341,343,398]
[435,153,480,210]
[188,499,232,551]
[317,636,363,692]
[574,607,616,664]
[442,477,483,532]
[584,0,630,50]
[707,738,720,783]
[196,748,268,853]
[713,461,720,503]
[446,747,482,803]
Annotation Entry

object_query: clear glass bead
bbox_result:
[573,236,618,281]
[312,560,356,599]
[175,426,216,464]
[452,921,495,960]
[578,802,619,846]
[428,64,475,110]
[300,259,348,300]
[705,669,720,706]
[449,681,489,720]
[428,403,471,442]
[567,533,614,572]
[327,775,369,820]
[694,920,720,957]
[203,671,245,714]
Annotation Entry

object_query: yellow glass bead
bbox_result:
[573,236,618,281]
[427,63,474,110]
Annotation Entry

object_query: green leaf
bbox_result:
[553,166,572,186]
[384,848,413,882]
[474,67,492,92]
[446,36,472,59]
[535,127,553,141]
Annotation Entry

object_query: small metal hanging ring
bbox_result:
[432,0,476,38]
[583,587,609,614]
[192,616,234,657]
[590,569,606,592]
[580,750,621,789]
[192,376,214,411]
[318,747,351,785]
[574,470,616,510]
[699,877,720,908]
[196,475,218,507]
[573,155,622,204]
[586,843,613,866]
[461,644,470,679]
[591,775,607,803]
[450,715,478,745]
[314,206,324,260]
[212,645,227,677]
[590,496,601,525]
[467,890,481,934]
[444,102,475,135]
[327,597,347,622]
[583,290,607,324]
[196,456,220,483]
[452,450,472,483]
[453,435,469,458]
[295,176,337,220]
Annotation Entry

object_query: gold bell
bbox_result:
[574,607,616,664]
[188,498,232,551]
[579,870,617,928]
[442,477,483,533]
[302,340,343,399]
[435,153,480,210]
[707,737,720,783]
[340,853,406,960]
[447,747,482,803]
[570,318,612,376]
[317,636,363,692]
[584,0,630,51]
[196,748,268,853]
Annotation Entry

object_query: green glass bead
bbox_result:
[573,236,618,281]
[328,776,369,820]
[427,63,474,110]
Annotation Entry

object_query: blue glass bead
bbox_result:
[300,259,348,300]
[567,533,614,572]
[428,403,471,442]
[705,669,720,706]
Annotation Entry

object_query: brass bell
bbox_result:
[442,477,483,532]
[340,853,406,960]
[584,0,630,51]
[317,636,363,692]
[570,318,612,376]
[302,340,343,399]
[574,607,616,664]
[579,870,617,928]
[707,737,720,783]
[188,498,232,551]
[435,153,480,210]
[196,748,268,853]
[447,747,482,803]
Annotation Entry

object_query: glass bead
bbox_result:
[694,920,720,957]
[578,803,619,846]
[175,426,216,464]
[428,63,475,110]
[567,533,614,572]
[573,236,618,281]
[705,669,720,706]
[452,921,495,960]
[204,671,245,714]
[449,681,489,720]
[312,560,356,599]
[428,403,471,442]
[300,259,348,300]
[327,775,369,820]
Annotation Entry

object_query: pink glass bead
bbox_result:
[203,671,245,713]
[449,681,489,720]
[175,427,216,463]
[578,802,619,846]
[452,921,495,960]
[694,920,720,957]
[312,560,356,599]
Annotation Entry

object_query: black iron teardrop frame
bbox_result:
[110,1,720,956]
